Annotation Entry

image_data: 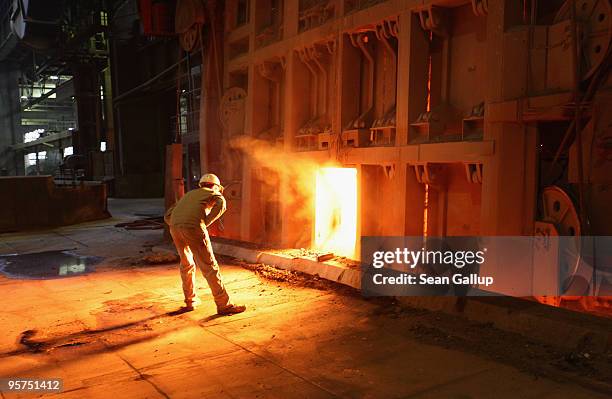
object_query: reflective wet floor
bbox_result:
[0,250,101,279]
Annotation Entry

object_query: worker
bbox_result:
[164,173,246,315]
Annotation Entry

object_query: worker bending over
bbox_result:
[165,173,246,315]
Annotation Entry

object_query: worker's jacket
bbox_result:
[164,187,226,228]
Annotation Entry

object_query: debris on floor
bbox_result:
[139,252,180,264]
[111,252,180,267]
[224,256,351,292]
[316,252,334,262]
[115,217,165,230]
[279,248,359,267]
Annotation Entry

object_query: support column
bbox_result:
[201,1,225,174]
[396,11,429,146]
[73,62,102,159]
[283,0,298,39]
[481,0,537,235]
[397,11,428,235]
[0,62,21,175]
[280,50,299,247]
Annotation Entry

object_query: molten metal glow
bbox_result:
[314,167,358,259]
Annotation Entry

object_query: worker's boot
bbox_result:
[170,302,196,315]
[217,303,246,316]
[182,298,200,312]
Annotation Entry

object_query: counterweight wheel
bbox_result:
[537,186,584,307]
[541,186,581,238]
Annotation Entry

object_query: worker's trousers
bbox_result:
[169,223,230,308]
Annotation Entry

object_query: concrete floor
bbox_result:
[0,199,609,398]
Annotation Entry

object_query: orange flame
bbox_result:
[314,167,358,259]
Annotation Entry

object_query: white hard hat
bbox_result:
[199,173,223,190]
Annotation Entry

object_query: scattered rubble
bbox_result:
[110,252,180,267]
[223,256,351,292]
[139,252,180,264]
[115,217,165,230]
[316,252,334,262]
[271,247,360,268]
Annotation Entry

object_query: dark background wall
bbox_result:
[110,0,180,198]
[114,88,175,197]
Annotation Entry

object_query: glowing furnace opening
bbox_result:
[314,167,358,259]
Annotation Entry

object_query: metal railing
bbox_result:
[171,109,200,138]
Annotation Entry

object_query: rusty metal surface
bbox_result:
[0,176,109,233]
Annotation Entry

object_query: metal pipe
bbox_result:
[209,9,224,103]
[257,62,283,130]
[175,45,183,142]
[570,0,586,228]
[378,25,396,64]
[308,47,327,116]
[386,19,399,38]
[356,33,374,127]
[349,33,358,48]
[548,51,611,173]
[20,76,70,111]
[112,51,198,104]
[274,77,281,127]
[108,30,125,176]
[547,54,607,174]
[377,23,397,112]
[298,48,319,119]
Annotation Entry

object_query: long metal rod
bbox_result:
[355,34,374,127]
[377,24,397,110]
[109,32,125,176]
[198,24,209,172]
[175,45,183,143]
[112,52,197,104]
[298,49,318,119]
[309,47,327,116]
[20,77,70,111]
[570,0,585,223]
[548,47,611,174]
[209,10,224,104]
